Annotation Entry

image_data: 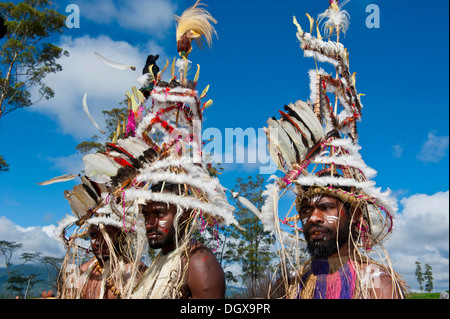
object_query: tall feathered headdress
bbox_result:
[37,0,235,257]
[254,1,397,255]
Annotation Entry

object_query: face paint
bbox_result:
[158,220,167,227]
[325,216,339,224]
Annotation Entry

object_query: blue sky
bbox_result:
[0,0,448,291]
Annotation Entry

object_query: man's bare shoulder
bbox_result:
[185,241,225,298]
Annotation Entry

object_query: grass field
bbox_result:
[405,293,446,299]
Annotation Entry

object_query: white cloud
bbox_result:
[385,191,449,292]
[30,34,167,140]
[0,216,66,264]
[417,131,449,164]
[76,0,177,36]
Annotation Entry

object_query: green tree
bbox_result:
[0,0,69,170]
[231,175,276,287]
[415,261,424,292]
[424,263,433,293]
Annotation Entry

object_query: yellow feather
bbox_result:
[331,2,339,11]
[116,120,121,138]
[121,114,126,133]
[194,64,200,83]
[175,0,218,50]
[147,64,155,82]
[293,15,304,36]
[125,91,138,113]
[306,13,315,34]
[158,59,169,80]
[351,72,357,86]
[200,84,210,99]
[132,86,145,104]
[315,21,322,40]
[112,131,117,143]
[203,99,213,110]
[171,57,176,79]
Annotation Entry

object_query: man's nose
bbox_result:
[145,214,158,228]
[309,207,324,224]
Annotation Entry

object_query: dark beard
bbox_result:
[305,223,350,259]
[148,226,176,250]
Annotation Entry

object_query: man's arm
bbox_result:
[186,245,226,299]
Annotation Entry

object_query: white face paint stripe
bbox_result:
[158,221,167,227]
[325,216,339,224]
[301,218,309,225]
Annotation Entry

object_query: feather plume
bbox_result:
[175,0,218,56]
[94,52,136,71]
[37,174,77,186]
[278,119,308,162]
[306,13,315,34]
[265,127,284,170]
[158,59,169,80]
[82,93,105,134]
[194,64,200,83]
[279,110,314,148]
[267,118,296,169]
[200,84,210,99]
[286,100,324,144]
[293,15,304,36]
[82,153,121,184]
[317,0,350,38]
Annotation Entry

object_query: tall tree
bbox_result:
[0,0,68,171]
[424,263,433,293]
[415,261,424,292]
[231,175,276,286]
[0,0,68,117]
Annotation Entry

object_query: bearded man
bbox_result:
[295,188,404,299]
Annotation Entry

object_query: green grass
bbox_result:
[405,293,443,299]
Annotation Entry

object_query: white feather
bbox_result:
[278,119,308,161]
[82,153,121,184]
[238,196,262,218]
[288,100,324,144]
[267,118,296,169]
[94,52,136,71]
[82,93,105,134]
[37,174,77,185]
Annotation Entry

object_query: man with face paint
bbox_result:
[133,183,226,299]
[293,184,405,299]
